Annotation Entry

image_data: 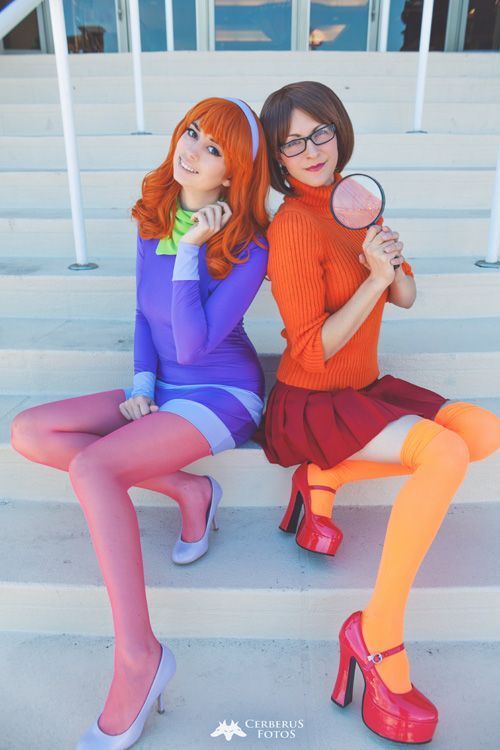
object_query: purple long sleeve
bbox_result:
[171,240,267,365]
[132,233,268,397]
[132,236,159,397]
[134,237,158,374]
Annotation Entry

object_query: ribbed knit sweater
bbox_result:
[267,173,414,391]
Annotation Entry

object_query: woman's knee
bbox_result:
[401,419,470,476]
[429,427,470,476]
[68,443,125,488]
[435,401,500,461]
[465,408,500,461]
[68,446,99,485]
[10,407,45,457]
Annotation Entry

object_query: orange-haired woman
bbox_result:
[256,81,499,744]
[10,97,269,749]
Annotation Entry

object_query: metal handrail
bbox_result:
[128,0,147,134]
[165,0,174,51]
[378,0,434,132]
[376,0,498,265]
[411,0,435,132]
[378,0,390,52]
[1,0,95,270]
[476,147,500,268]
[2,0,498,267]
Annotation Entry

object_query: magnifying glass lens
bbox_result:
[330,174,384,230]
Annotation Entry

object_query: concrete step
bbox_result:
[0,46,497,750]
[0,168,496,212]
[1,100,499,136]
[1,393,499,507]
[1,631,497,750]
[2,50,499,78]
[2,133,498,170]
[2,74,499,105]
[0,256,499,321]
[0,499,499,640]
[1,316,499,397]
[0,210,492,258]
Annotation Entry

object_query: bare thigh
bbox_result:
[348,414,423,463]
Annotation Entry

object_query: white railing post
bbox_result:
[410,0,435,132]
[128,0,148,134]
[165,0,174,51]
[378,0,391,52]
[476,147,500,269]
[48,0,96,270]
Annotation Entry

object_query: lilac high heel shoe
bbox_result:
[172,475,222,564]
[75,644,176,750]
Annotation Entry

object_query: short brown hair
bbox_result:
[260,81,354,195]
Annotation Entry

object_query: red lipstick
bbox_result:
[305,162,326,172]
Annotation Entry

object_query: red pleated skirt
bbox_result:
[253,375,448,470]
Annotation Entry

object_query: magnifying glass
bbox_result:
[329,173,401,269]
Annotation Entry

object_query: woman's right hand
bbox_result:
[119,395,159,421]
[181,201,232,246]
[361,225,403,286]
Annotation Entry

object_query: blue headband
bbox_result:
[224,97,259,161]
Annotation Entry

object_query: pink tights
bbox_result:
[10,388,213,734]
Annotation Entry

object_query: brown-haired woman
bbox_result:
[256,80,499,743]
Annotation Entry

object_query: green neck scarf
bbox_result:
[156,204,195,256]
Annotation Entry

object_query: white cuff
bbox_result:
[131,371,156,398]
[172,241,200,281]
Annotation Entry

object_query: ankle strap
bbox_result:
[366,643,405,666]
[309,485,337,494]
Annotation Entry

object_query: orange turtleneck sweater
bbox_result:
[267,174,414,391]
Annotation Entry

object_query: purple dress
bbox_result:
[123,233,268,453]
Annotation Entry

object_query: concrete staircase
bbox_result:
[0,51,499,749]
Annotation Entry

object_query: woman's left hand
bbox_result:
[181,201,232,246]
[359,225,405,273]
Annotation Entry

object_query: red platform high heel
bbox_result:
[331,611,438,744]
[279,462,343,555]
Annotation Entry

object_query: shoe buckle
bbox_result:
[367,652,383,664]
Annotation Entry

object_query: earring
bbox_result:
[278,163,288,176]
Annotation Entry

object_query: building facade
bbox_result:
[1,0,499,55]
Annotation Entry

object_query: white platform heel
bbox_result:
[172,475,222,564]
[75,644,176,750]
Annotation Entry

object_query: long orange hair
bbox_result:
[131,98,270,279]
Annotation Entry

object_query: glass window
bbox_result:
[309,0,370,51]
[172,0,197,49]
[63,0,118,52]
[387,0,450,51]
[464,0,500,50]
[139,0,166,51]
[215,0,292,51]
[139,0,196,51]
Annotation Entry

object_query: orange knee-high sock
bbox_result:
[308,402,499,517]
[308,461,410,516]
[434,401,500,461]
[360,419,469,694]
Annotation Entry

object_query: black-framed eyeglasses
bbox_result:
[279,123,337,158]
